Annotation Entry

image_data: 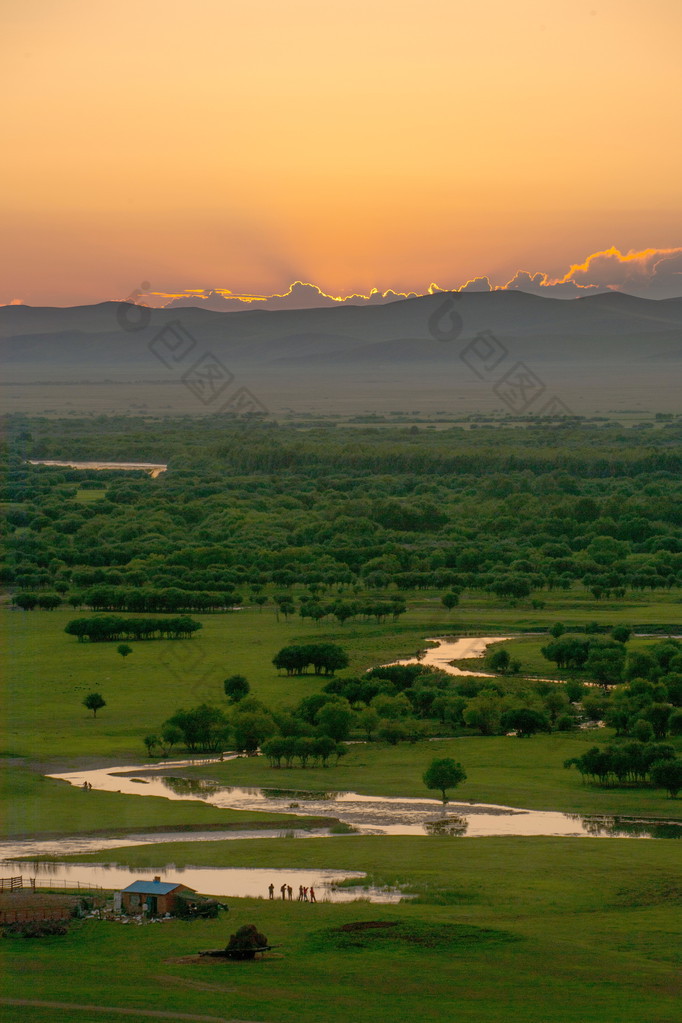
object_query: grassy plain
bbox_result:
[2,836,681,1023]
[4,591,682,761]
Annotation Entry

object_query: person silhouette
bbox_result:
[280,884,287,900]
[287,885,293,900]
[268,883,274,899]
[309,886,316,903]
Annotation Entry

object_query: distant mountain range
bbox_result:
[2,291,681,414]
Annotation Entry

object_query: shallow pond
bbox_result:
[0,861,397,903]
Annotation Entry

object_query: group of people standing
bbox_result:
[268,882,317,903]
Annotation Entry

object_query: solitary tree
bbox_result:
[485,649,510,672]
[650,759,682,798]
[423,757,467,803]
[83,692,106,718]
[144,734,159,756]
[117,643,133,659]
[224,674,250,703]
[611,625,632,644]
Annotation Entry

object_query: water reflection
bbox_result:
[424,816,469,837]
[261,789,340,802]
[48,763,682,842]
[162,776,222,797]
[572,815,682,839]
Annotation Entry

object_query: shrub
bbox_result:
[3,919,69,938]
[225,924,268,959]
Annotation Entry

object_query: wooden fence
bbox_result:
[0,876,24,892]
[1,875,104,893]
[29,878,104,892]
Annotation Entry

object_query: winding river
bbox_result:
[385,635,513,676]
[5,636,680,901]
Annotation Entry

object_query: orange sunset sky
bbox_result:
[2,0,681,307]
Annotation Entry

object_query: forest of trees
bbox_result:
[2,416,682,612]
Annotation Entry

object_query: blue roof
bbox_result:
[121,880,189,895]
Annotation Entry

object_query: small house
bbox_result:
[120,877,195,916]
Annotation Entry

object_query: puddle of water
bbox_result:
[0,861,399,902]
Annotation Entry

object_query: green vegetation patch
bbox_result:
[308,918,518,953]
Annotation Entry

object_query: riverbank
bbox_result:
[170,732,682,819]
[0,762,328,841]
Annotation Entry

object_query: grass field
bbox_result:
[4,593,682,762]
[2,835,680,1023]
[3,583,682,1021]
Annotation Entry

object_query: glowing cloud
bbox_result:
[162,281,419,312]
[502,270,602,298]
[549,246,682,297]
[458,276,493,293]
[143,245,682,314]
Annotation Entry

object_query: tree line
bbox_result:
[564,741,682,797]
[65,615,202,642]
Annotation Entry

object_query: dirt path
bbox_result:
[0,998,261,1023]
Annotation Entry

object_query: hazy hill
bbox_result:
[2,291,681,414]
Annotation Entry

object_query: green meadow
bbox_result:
[3,594,682,1023]
[2,836,681,1023]
[4,592,682,762]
